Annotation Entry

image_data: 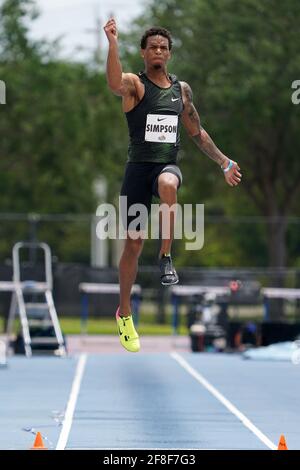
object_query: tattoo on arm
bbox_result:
[121,75,136,96]
[182,82,227,167]
[183,82,201,129]
[192,131,226,167]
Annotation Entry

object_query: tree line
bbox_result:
[0,0,299,269]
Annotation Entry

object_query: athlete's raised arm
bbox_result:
[103,18,137,98]
[180,81,242,187]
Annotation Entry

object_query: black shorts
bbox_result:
[120,162,182,231]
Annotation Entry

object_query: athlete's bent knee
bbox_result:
[162,180,178,190]
[158,177,178,197]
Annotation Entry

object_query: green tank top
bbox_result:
[125,72,183,163]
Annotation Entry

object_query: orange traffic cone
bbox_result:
[277,434,288,450]
[31,431,48,450]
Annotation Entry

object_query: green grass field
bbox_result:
[60,316,188,335]
[1,311,188,336]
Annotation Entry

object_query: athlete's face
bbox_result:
[141,35,171,69]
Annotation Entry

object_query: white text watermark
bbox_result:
[291,80,300,105]
[95,197,204,251]
[0,80,6,104]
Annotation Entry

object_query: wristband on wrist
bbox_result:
[222,160,233,173]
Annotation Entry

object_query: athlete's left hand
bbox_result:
[224,160,242,187]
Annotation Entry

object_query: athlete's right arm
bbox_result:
[103,18,136,97]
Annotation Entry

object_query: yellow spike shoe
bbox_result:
[116,307,140,352]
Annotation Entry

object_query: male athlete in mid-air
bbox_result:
[104,19,242,352]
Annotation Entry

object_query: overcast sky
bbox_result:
[29,0,146,61]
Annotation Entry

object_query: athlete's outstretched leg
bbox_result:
[119,236,144,315]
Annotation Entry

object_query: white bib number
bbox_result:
[145,114,178,144]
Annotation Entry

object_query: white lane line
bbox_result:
[171,352,277,450]
[56,353,87,450]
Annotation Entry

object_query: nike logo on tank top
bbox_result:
[125,72,184,163]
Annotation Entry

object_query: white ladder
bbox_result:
[6,242,66,357]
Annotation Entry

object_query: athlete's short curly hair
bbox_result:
[140,27,173,51]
